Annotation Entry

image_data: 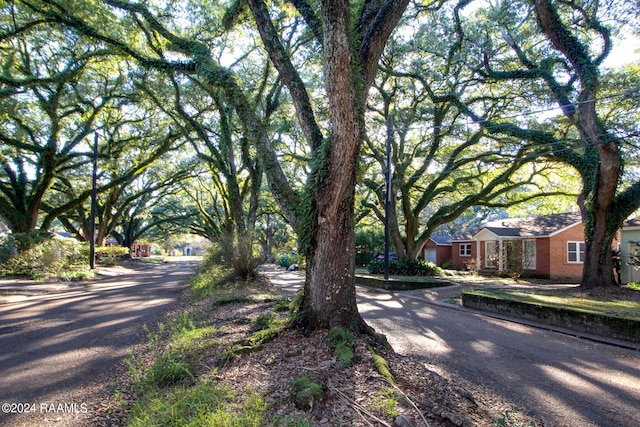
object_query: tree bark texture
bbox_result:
[301,0,362,329]
[300,0,409,328]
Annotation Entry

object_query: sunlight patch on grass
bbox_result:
[624,282,640,291]
[468,289,640,320]
[129,381,267,427]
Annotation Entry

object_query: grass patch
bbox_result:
[371,387,400,418]
[189,264,235,301]
[624,282,640,291]
[129,381,267,427]
[492,407,536,427]
[146,352,194,387]
[168,312,221,358]
[127,273,290,426]
[465,288,640,320]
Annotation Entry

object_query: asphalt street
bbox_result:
[2,263,639,427]
[266,266,640,427]
[0,260,196,426]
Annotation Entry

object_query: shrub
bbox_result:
[366,259,441,276]
[439,260,454,270]
[279,252,302,268]
[624,282,640,291]
[0,233,88,279]
[464,258,479,275]
[355,228,384,266]
[79,245,129,265]
[208,233,261,280]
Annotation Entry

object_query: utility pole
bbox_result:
[89,133,98,269]
[384,114,393,280]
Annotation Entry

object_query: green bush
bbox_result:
[366,259,441,276]
[279,252,302,268]
[439,260,454,270]
[0,233,89,279]
[208,233,261,280]
[624,282,640,291]
[355,228,384,266]
[79,245,129,265]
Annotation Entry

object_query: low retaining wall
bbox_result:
[462,291,640,343]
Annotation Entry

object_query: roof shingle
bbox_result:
[478,212,582,238]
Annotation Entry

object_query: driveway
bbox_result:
[264,266,640,427]
[0,260,197,427]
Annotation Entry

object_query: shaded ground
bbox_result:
[269,266,640,426]
[102,270,539,427]
[0,260,196,427]
[3,263,638,426]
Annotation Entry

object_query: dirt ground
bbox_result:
[90,274,542,427]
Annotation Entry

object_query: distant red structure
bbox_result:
[131,243,151,258]
[105,237,119,247]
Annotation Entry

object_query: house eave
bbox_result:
[547,221,583,238]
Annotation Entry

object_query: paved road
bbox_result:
[0,261,196,427]
[266,267,640,427]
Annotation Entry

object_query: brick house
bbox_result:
[452,212,588,280]
[620,216,640,284]
[420,235,453,266]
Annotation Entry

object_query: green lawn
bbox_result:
[465,288,640,321]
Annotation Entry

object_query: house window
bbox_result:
[567,241,585,263]
[485,241,498,268]
[523,239,536,270]
[459,243,472,257]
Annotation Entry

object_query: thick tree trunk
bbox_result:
[580,219,617,288]
[304,181,362,329]
[578,157,621,288]
[533,0,622,288]
[301,0,364,330]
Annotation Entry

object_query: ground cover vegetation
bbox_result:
[0,231,129,279]
[462,286,640,320]
[94,256,540,426]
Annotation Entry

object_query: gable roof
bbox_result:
[623,216,640,228]
[429,234,453,246]
[474,212,582,239]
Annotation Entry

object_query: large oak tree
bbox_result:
[21,0,416,330]
[451,0,640,287]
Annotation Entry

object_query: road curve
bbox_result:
[265,266,640,427]
[0,261,196,427]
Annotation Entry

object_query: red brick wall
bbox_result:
[422,240,453,266]
[423,240,437,250]
[452,241,475,270]
[437,246,452,266]
[536,238,551,278]
[548,224,585,281]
